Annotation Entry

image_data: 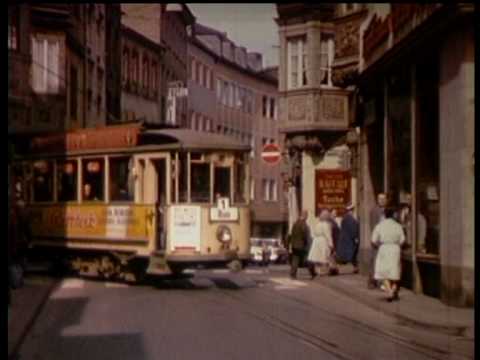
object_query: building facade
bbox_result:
[356,4,474,306]
[120,25,164,124]
[121,4,195,126]
[189,23,287,240]
[275,4,368,230]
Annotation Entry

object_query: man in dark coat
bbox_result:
[287,210,317,280]
[368,193,387,288]
[337,204,359,273]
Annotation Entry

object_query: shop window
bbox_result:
[82,158,104,201]
[287,36,307,89]
[32,160,54,202]
[214,166,231,200]
[415,56,440,256]
[57,160,78,202]
[386,67,412,245]
[191,162,210,203]
[110,157,134,202]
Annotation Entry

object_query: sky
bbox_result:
[187,4,279,68]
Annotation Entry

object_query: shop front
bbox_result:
[357,4,474,306]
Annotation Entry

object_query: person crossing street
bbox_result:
[287,210,317,280]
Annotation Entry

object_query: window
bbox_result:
[287,36,307,89]
[204,67,209,88]
[205,118,211,132]
[216,79,222,101]
[190,112,196,130]
[234,158,246,203]
[250,179,255,201]
[82,158,105,201]
[151,60,158,95]
[142,55,149,91]
[178,152,188,202]
[214,166,231,200]
[122,47,129,85]
[109,157,134,202]
[8,6,19,50]
[131,51,139,85]
[70,66,78,121]
[190,58,195,81]
[269,180,277,201]
[262,96,268,117]
[191,162,210,203]
[228,83,235,107]
[57,160,78,202]
[250,135,255,158]
[196,62,202,85]
[32,160,54,202]
[270,98,276,119]
[31,36,60,94]
[262,179,269,201]
[319,33,335,86]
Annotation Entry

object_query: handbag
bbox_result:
[9,264,24,289]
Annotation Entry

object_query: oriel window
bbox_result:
[287,36,307,89]
[319,33,335,86]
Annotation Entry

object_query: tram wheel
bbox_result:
[228,259,243,273]
[98,255,119,280]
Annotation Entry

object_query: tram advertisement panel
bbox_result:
[29,205,154,241]
[315,170,351,216]
[168,205,201,251]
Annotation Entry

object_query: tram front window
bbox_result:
[214,166,231,200]
[191,163,210,203]
[110,157,134,202]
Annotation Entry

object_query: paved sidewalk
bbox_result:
[317,266,475,339]
[8,271,58,360]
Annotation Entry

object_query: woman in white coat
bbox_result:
[308,209,337,275]
[371,206,406,301]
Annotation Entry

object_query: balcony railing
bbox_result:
[278,87,351,134]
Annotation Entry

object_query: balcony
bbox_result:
[278,87,351,134]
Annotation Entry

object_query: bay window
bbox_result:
[287,36,307,89]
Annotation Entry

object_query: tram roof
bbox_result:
[142,129,250,151]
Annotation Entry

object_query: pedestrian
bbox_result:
[287,210,317,280]
[337,204,360,273]
[371,206,406,301]
[328,208,341,254]
[308,209,337,275]
[261,241,270,267]
[368,193,387,289]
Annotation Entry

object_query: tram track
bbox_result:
[196,281,452,360]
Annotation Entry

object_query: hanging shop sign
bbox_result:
[315,169,351,216]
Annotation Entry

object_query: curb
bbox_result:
[8,279,58,360]
[319,278,469,337]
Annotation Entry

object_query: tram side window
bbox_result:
[234,160,246,204]
[178,152,188,202]
[82,158,104,201]
[191,163,210,203]
[214,166,231,200]
[110,157,134,202]
[57,160,78,202]
[32,160,54,202]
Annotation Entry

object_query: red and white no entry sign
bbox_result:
[261,143,281,165]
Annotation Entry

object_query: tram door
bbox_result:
[152,159,167,251]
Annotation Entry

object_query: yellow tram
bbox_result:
[12,124,252,280]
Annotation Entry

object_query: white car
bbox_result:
[250,238,288,264]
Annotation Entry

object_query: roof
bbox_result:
[142,129,250,151]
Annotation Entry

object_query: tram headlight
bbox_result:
[216,225,232,244]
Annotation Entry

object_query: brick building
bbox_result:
[121,4,195,126]
[188,23,287,240]
[356,4,474,306]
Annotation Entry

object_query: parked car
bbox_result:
[250,238,288,265]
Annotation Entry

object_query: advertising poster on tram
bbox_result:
[315,170,351,216]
